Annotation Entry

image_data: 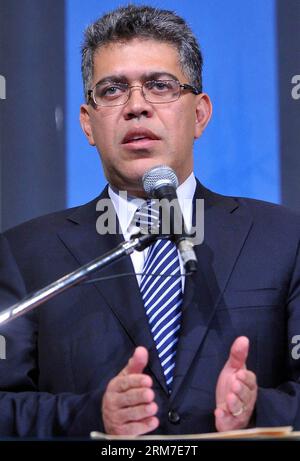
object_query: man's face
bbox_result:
[80,39,212,195]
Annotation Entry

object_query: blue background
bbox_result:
[66,0,279,207]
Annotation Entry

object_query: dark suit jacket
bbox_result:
[1,181,300,437]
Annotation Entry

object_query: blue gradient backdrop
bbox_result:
[66,0,279,207]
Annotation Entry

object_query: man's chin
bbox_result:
[131,157,172,179]
[109,159,176,194]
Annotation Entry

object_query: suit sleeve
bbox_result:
[255,239,300,429]
[0,234,105,437]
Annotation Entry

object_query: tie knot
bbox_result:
[134,199,160,234]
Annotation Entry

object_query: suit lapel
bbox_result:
[57,187,168,394]
[170,182,253,399]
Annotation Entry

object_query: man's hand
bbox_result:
[215,336,257,432]
[102,346,159,435]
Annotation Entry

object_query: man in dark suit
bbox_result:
[1,4,300,437]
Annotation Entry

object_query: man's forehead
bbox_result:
[92,39,185,83]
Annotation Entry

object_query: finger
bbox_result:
[236,369,257,391]
[231,378,251,405]
[115,387,155,409]
[121,347,149,376]
[227,336,249,370]
[108,373,153,393]
[117,401,158,425]
[226,391,244,417]
[214,407,242,432]
[115,416,159,436]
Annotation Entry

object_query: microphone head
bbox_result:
[142,165,179,196]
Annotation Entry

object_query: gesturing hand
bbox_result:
[102,346,159,435]
[215,336,257,432]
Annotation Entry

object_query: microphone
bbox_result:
[142,165,197,273]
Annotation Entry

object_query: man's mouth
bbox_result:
[125,136,148,143]
[122,129,160,145]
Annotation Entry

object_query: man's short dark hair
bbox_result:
[81,4,203,102]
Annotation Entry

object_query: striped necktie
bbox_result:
[140,235,183,391]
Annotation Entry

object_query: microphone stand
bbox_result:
[0,232,158,327]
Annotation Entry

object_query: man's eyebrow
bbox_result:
[93,72,180,86]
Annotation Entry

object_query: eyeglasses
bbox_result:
[87,79,201,107]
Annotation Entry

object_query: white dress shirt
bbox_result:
[108,172,196,290]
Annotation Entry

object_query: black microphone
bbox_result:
[142,165,197,273]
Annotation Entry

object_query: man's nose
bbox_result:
[123,86,153,120]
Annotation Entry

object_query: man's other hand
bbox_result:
[215,336,257,432]
[102,346,159,435]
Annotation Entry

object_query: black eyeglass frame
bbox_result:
[87,80,201,107]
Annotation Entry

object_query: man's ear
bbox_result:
[194,93,213,139]
[80,104,96,146]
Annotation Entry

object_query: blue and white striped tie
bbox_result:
[140,238,183,390]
